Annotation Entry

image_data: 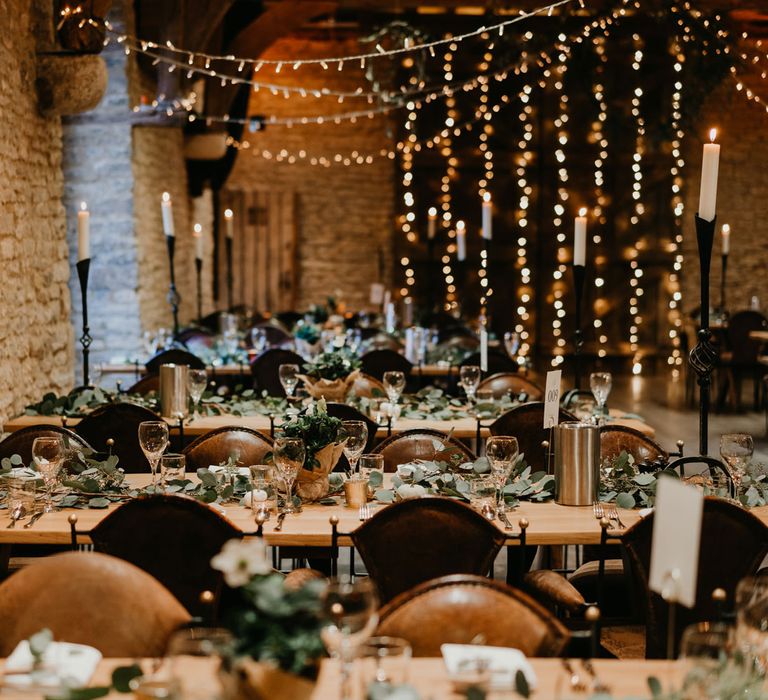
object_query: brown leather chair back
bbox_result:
[377,574,569,657]
[146,348,205,373]
[250,348,305,396]
[726,310,767,365]
[350,373,387,399]
[478,373,544,401]
[325,404,379,453]
[0,425,90,466]
[90,495,242,616]
[461,351,517,375]
[75,403,162,473]
[372,429,475,473]
[599,425,667,463]
[183,427,273,470]
[622,496,768,658]
[0,552,189,656]
[490,403,576,472]
[360,350,413,381]
[351,498,505,604]
[127,373,160,395]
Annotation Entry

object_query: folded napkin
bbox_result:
[441,644,537,691]
[5,640,102,690]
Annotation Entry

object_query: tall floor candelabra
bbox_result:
[76,258,92,387]
[165,234,180,337]
[225,236,234,310]
[720,249,728,314]
[195,257,203,321]
[572,263,586,390]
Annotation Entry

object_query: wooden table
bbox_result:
[749,330,768,342]
[3,409,655,440]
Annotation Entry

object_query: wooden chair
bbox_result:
[250,348,305,396]
[126,373,160,395]
[377,574,569,657]
[325,403,379,453]
[183,426,273,470]
[74,403,162,473]
[0,425,90,465]
[347,497,506,604]
[478,373,543,401]
[599,425,668,463]
[372,429,475,473]
[718,310,768,410]
[80,494,242,618]
[146,348,205,373]
[490,403,577,472]
[460,351,518,375]
[360,350,413,381]
[0,552,189,656]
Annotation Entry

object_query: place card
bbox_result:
[543,370,562,428]
[649,475,704,608]
[370,283,384,305]
[480,328,488,372]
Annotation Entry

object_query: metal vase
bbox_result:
[553,421,600,506]
[159,363,189,418]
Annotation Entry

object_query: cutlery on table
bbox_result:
[498,510,514,530]
[274,511,287,532]
[581,659,610,694]
[606,503,627,529]
[592,500,605,520]
[24,511,45,529]
[358,504,372,521]
[561,658,586,693]
[6,505,24,529]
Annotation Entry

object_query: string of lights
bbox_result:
[398,97,419,299]
[477,32,494,311]
[440,44,459,309]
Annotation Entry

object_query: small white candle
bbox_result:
[224,208,234,239]
[427,207,437,240]
[481,192,492,241]
[480,326,488,372]
[574,207,587,266]
[721,223,730,255]
[698,128,720,222]
[383,289,391,312]
[456,220,466,261]
[193,223,203,260]
[77,202,90,262]
[161,192,174,237]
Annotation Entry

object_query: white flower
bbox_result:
[211,538,271,588]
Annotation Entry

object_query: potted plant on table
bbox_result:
[279,399,345,502]
[298,348,361,402]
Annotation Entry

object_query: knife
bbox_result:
[24,511,45,529]
[498,510,514,530]
[274,511,287,532]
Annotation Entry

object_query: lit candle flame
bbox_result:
[193,223,202,235]
[162,192,171,202]
[483,192,491,203]
[578,207,587,217]
[224,208,233,219]
[709,128,717,143]
[722,223,730,234]
[80,201,88,211]
[428,207,437,217]
[456,220,466,231]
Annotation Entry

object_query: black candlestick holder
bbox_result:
[165,234,180,338]
[689,214,719,456]
[76,258,92,387]
[195,257,203,322]
[572,263,586,390]
[720,252,728,316]
[225,236,234,311]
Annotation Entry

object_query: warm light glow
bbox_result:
[721,223,730,234]
[224,209,233,219]
[578,207,587,217]
[456,220,466,231]
[162,192,171,202]
[483,192,491,203]
[709,128,717,143]
[428,207,437,218]
[193,223,202,235]
[80,201,88,211]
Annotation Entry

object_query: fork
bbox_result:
[592,500,605,520]
[498,510,514,530]
[358,504,372,521]
[6,505,24,529]
[561,658,587,693]
[581,659,610,694]
[606,503,627,529]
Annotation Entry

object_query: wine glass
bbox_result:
[273,437,305,515]
[383,371,406,406]
[279,364,300,399]
[679,622,731,697]
[485,436,519,514]
[339,421,368,475]
[346,328,362,354]
[321,579,379,700]
[735,576,768,669]
[720,433,754,487]
[503,331,520,359]
[250,327,268,354]
[460,365,481,404]
[187,369,208,419]
[32,436,65,513]
[138,421,170,486]
[590,371,613,420]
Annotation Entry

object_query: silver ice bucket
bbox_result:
[553,421,600,506]
[159,363,188,418]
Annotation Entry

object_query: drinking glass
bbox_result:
[160,453,186,488]
[486,436,519,513]
[186,369,208,419]
[279,363,300,398]
[460,365,481,403]
[720,433,754,486]
[368,398,386,425]
[503,331,520,359]
[321,579,379,700]
[358,637,412,695]
[359,454,384,485]
[590,371,613,418]
[469,476,496,519]
[32,436,64,513]
[339,421,368,474]
[273,437,305,514]
[679,622,731,699]
[162,627,234,700]
[249,464,275,521]
[138,421,170,486]
[250,327,268,354]
[383,371,406,405]
[5,474,37,522]
[735,576,768,671]
[346,328,363,354]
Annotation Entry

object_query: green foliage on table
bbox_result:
[25,388,112,417]
[425,344,470,367]
[295,322,321,345]
[302,349,361,381]
[277,400,342,471]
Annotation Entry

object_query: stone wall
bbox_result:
[0,0,72,423]
[226,37,395,311]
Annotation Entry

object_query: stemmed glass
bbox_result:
[383,371,406,407]
[321,579,379,700]
[279,364,300,399]
[486,436,519,514]
[273,437,305,515]
[460,365,481,404]
[503,331,520,359]
[32,436,65,513]
[589,371,613,421]
[339,421,368,475]
[187,369,208,420]
[250,327,268,354]
[346,328,362,354]
[720,433,754,487]
[138,421,170,486]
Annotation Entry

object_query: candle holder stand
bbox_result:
[225,236,234,311]
[572,263,586,390]
[165,234,181,338]
[195,257,203,322]
[689,214,718,456]
[719,252,728,318]
[76,258,92,387]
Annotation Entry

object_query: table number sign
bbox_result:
[649,475,704,609]
[543,370,562,428]
[370,283,385,305]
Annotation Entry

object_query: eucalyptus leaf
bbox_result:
[111,664,143,693]
[616,492,636,510]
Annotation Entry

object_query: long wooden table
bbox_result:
[3,409,655,440]
[749,329,768,342]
